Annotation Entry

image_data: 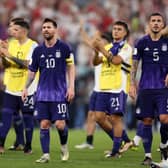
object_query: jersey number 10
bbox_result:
[46,58,56,68]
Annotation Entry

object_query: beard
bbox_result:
[152,30,160,34]
[151,27,161,34]
[43,33,54,41]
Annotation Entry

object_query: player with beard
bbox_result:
[130,13,168,166]
[22,18,75,163]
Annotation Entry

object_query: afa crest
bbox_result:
[161,44,167,51]
[55,51,61,58]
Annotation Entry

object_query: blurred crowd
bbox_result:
[0,0,168,128]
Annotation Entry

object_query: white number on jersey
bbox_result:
[57,103,67,114]
[110,97,120,107]
[46,58,55,68]
[153,51,159,61]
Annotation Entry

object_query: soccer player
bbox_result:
[22,18,75,163]
[0,19,38,154]
[87,21,132,158]
[75,30,112,149]
[6,17,25,151]
[129,12,168,166]
[75,27,131,150]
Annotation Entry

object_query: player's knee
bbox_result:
[55,120,66,130]
[159,115,168,124]
[142,118,153,125]
[40,120,50,129]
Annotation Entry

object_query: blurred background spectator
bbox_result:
[0,0,167,129]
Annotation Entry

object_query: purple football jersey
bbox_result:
[133,35,168,89]
[29,39,73,101]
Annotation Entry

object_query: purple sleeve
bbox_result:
[65,43,73,59]
[29,47,39,72]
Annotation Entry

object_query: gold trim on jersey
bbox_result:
[66,53,74,65]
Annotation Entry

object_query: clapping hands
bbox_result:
[0,40,9,57]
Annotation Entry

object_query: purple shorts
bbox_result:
[89,91,99,111]
[136,89,168,119]
[35,101,69,122]
[2,92,35,115]
[89,91,127,115]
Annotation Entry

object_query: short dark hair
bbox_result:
[43,18,57,28]
[9,17,24,23]
[113,21,129,39]
[148,12,166,26]
[14,20,30,30]
[8,17,24,26]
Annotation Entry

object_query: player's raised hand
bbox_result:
[79,20,101,52]
[0,47,8,57]
[1,40,9,49]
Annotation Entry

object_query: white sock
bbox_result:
[160,143,167,149]
[145,153,152,158]
[133,135,141,146]
[43,153,50,157]
[61,144,68,150]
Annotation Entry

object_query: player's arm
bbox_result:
[130,59,139,85]
[0,47,28,68]
[26,70,36,88]
[160,26,168,37]
[92,50,102,66]
[80,20,112,66]
[129,59,139,100]
[0,40,10,68]
[92,40,123,65]
[66,63,75,102]
[0,57,10,68]
[0,41,29,68]
[165,74,168,87]
[80,20,100,51]
[22,70,36,101]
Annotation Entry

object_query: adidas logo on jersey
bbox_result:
[144,47,149,51]
[40,54,45,58]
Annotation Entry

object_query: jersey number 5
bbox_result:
[153,51,159,61]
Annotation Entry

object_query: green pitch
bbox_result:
[0,129,161,168]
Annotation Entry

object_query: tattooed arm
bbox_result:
[129,59,139,100]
